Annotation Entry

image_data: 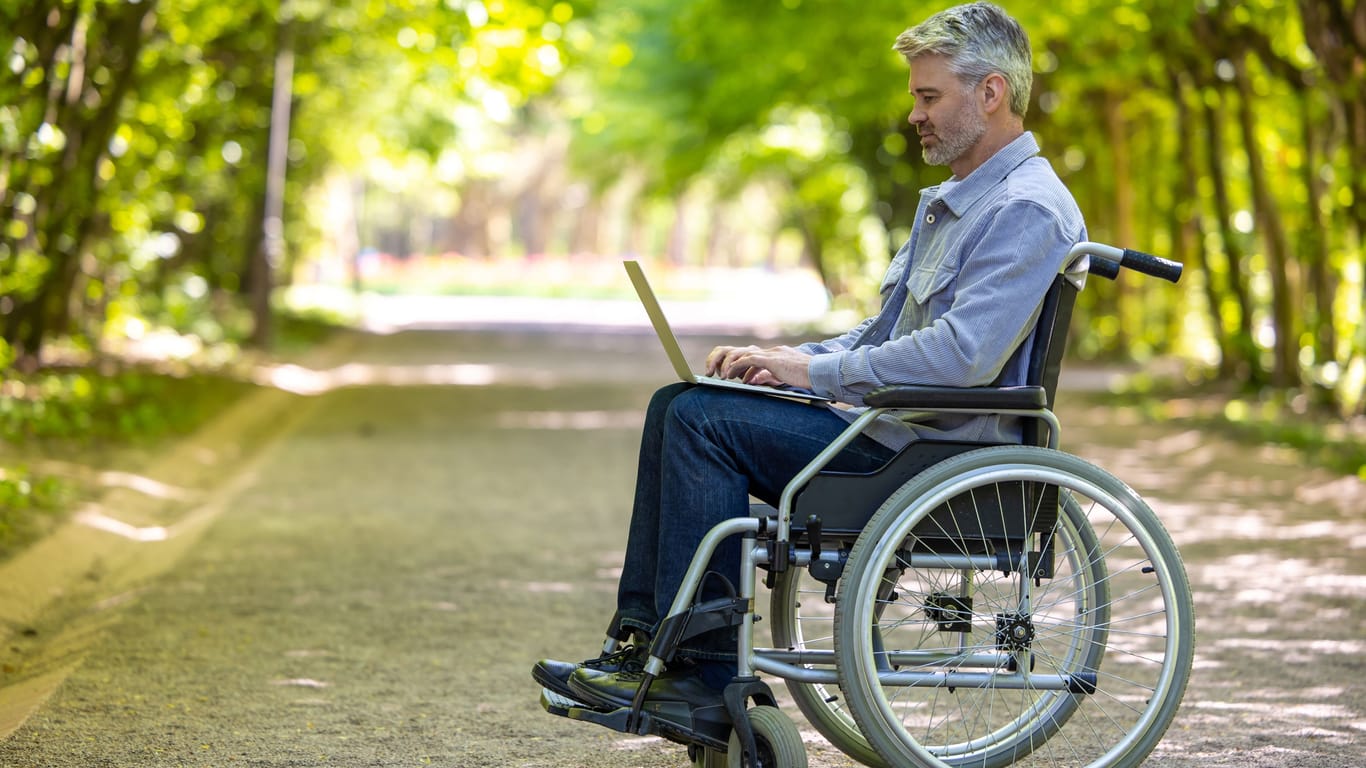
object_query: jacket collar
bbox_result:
[935,131,1040,217]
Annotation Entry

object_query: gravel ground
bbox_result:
[0,323,1361,767]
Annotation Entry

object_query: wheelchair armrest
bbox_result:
[864,384,1047,410]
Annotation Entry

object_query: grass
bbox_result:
[0,312,341,563]
[1083,370,1366,479]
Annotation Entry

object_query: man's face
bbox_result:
[907,54,987,167]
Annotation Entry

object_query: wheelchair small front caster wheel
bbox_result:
[726,706,807,768]
[689,743,726,767]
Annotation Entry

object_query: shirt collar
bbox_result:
[934,131,1041,217]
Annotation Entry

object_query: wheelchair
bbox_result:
[541,242,1194,768]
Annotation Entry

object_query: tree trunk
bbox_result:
[249,18,295,350]
[1233,55,1299,388]
[798,223,828,291]
[1105,90,1137,353]
[1295,0,1366,410]
[1201,89,1261,383]
[1299,87,1336,376]
[569,193,601,256]
[666,192,689,266]
[1171,71,1229,368]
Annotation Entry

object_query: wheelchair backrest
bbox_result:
[1021,271,1080,446]
[792,269,1080,539]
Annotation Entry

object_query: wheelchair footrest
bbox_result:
[538,687,731,752]
[539,687,586,718]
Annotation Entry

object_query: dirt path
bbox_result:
[0,324,1361,767]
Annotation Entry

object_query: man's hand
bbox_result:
[705,345,814,390]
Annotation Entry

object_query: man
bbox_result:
[534,1,1086,714]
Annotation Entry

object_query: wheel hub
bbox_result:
[925,592,973,633]
[994,612,1035,652]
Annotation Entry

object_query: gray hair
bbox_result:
[893,2,1033,118]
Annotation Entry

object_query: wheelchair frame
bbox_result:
[546,242,1193,768]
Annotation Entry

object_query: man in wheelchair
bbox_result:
[535,0,1086,725]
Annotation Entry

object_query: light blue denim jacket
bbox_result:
[801,132,1086,451]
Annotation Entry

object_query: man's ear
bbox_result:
[981,72,1008,114]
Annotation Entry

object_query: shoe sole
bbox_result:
[533,662,612,712]
[567,671,639,711]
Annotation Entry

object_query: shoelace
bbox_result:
[583,644,648,674]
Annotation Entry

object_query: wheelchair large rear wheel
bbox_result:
[769,474,1106,767]
[834,446,1193,768]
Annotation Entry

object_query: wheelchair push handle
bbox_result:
[1117,248,1183,283]
[1074,242,1183,283]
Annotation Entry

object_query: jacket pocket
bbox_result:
[908,259,957,305]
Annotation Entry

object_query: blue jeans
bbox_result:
[616,383,897,662]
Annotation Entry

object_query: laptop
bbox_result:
[623,260,833,402]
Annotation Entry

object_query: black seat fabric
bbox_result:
[789,272,1079,538]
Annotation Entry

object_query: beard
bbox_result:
[921,97,987,167]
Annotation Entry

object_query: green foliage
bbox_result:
[0,367,256,443]
[564,0,1366,417]
[2,0,1364,425]
[0,363,262,560]
[1108,376,1366,480]
[1,0,593,365]
[0,465,69,561]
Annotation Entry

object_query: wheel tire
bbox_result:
[726,705,808,768]
[834,446,1193,768]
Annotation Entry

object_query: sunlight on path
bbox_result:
[285,265,834,334]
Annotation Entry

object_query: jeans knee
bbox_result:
[648,382,691,418]
[664,386,713,436]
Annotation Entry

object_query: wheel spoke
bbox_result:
[833,446,1193,768]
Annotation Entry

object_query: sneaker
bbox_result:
[531,644,648,709]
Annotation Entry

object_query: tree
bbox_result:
[1,0,158,366]
[4,0,1364,417]
[1,0,593,365]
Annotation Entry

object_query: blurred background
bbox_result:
[2,0,1364,538]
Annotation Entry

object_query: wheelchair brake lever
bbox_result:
[805,516,846,603]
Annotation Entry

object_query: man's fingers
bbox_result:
[706,345,750,375]
[721,346,759,376]
[705,346,729,375]
[728,352,769,381]
[725,351,756,376]
[745,369,779,386]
